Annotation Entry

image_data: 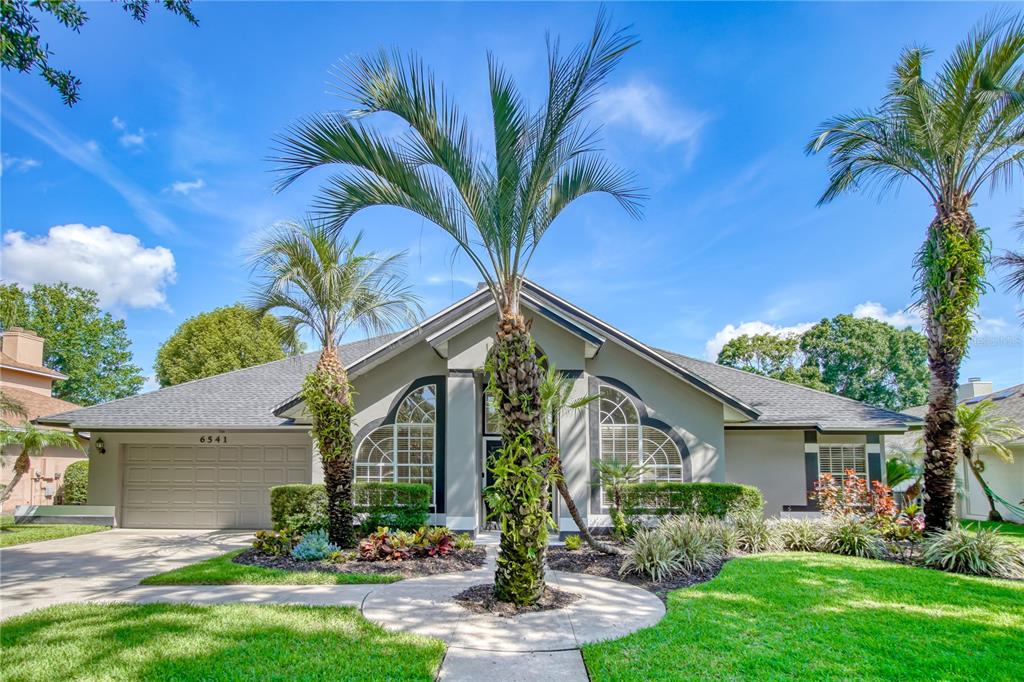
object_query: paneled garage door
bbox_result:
[121,443,310,529]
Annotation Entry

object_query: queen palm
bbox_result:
[806,15,1024,531]
[956,401,1024,522]
[272,15,642,603]
[250,220,422,547]
[1,422,83,505]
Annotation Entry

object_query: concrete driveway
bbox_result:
[0,528,251,620]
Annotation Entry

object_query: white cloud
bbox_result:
[595,79,708,164]
[852,302,923,329]
[112,115,149,148]
[167,178,205,195]
[704,320,814,360]
[111,116,126,130]
[2,224,177,309]
[1,153,41,175]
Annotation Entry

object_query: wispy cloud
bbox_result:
[595,79,708,165]
[112,115,150,148]
[3,92,176,235]
[167,178,206,195]
[1,153,41,175]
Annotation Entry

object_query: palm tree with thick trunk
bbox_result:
[955,400,1024,522]
[1,422,83,505]
[272,13,642,603]
[250,221,422,547]
[806,15,1024,531]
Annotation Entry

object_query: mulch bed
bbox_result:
[234,547,487,578]
[453,583,580,617]
[546,545,724,601]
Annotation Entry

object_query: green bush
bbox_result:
[822,516,883,559]
[921,526,1024,579]
[733,512,780,553]
[62,460,89,504]
[563,534,583,551]
[773,518,826,552]
[269,483,431,534]
[620,527,684,582]
[623,482,764,521]
[657,515,724,572]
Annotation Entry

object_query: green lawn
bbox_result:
[583,553,1024,681]
[961,519,1024,545]
[140,549,401,585]
[0,514,109,548]
[1,603,444,681]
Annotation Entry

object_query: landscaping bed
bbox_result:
[236,545,487,579]
[453,583,579,617]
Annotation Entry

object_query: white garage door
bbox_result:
[121,443,310,529]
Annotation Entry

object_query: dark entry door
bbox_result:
[481,438,501,526]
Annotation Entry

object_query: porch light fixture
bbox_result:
[94,437,106,455]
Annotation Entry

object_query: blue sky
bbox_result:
[2,1,1022,394]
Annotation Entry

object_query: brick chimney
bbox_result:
[957,377,994,402]
[1,327,45,367]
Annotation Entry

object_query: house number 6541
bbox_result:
[199,435,228,444]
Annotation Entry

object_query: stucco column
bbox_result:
[558,373,591,532]
[445,372,478,532]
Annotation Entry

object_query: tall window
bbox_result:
[598,385,682,506]
[355,385,437,502]
[818,444,867,485]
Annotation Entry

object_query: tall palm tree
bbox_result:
[956,400,1024,521]
[0,422,83,505]
[996,210,1024,308]
[806,15,1024,531]
[249,220,422,547]
[272,14,642,603]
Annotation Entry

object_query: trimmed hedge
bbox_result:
[62,460,89,504]
[623,482,764,520]
[270,482,431,533]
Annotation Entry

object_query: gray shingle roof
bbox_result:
[900,383,1024,443]
[38,334,399,429]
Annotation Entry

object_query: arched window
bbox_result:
[355,384,437,502]
[598,385,682,507]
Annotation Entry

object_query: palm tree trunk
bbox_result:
[920,204,985,532]
[492,312,548,605]
[0,451,30,505]
[304,346,357,548]
[963,448,1003,522]
[550,455,621,555]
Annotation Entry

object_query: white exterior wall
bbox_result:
[960,445,1024,521]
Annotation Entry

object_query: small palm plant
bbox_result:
[250,221,422,547]
[956,400,1024,521]
[0,422,84,505]
[592,459,647,540]
[806,15,1024,530]
[272,12,642,604]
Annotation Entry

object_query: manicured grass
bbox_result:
[1,603,444,681]
[0,514,108,548]
[140,549,401,585]
[583,553,1024,681]
[961,519,1024,545]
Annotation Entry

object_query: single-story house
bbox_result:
[892,378,1024,522]
[39,281,919,533]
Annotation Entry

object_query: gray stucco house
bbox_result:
[40,281,919,532]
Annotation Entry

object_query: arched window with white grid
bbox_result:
[598,385,683,507]
[355,384,437,503]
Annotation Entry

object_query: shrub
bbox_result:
[620,528,683,582]
[355,482,431,533]
[253,529,297,556]
[290,529,339,561]
[822,516,883,559]
[773,518,826,552]
[413,526,455,557]
[733,513,779,553]
[563,534,583,551]
[705,517,741,555]
[454,533,475,551]
[656,515,723,573]
[358,525,454,562]
[62,460,89,504]
[623,482,764,523]
[921,526,1024,579]
[270,484,326,533]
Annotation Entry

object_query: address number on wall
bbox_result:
[199,435,229,444]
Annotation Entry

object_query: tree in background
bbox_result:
[273,12,641,605]
[0,422,83,506]
[249,222,422,548]
[806,15,1024,531]
[1,0,197,105]
[717,315,927,411]
[955,401,1024,522]
[0,283,144,405]
[155,304,300,387]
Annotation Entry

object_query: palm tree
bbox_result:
[272,14,642,604]
[956,400,1024,521]
[996,210,1024,309]
[0,422,83,505]
[0,391,27,425]
[249,220,422,547]
[592,459,647,540]
[806,15,1024,531]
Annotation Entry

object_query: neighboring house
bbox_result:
[1,327,84,513]
[39,281,919,532]
[894,379,1024,522]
